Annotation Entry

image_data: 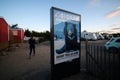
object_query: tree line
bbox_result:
[24,29,50,41]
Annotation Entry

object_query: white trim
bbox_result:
[13,30,18,36]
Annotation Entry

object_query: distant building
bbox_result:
[9,28,24,43]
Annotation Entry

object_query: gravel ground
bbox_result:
[0,41,100,80]
[0,41,50,80]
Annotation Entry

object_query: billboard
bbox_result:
[51,7,81,65]
[51,7,81,79]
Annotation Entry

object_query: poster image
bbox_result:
[53,8,81,64]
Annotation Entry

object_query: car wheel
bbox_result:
[108,47,118,54]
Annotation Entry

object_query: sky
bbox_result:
[0,0,120,33]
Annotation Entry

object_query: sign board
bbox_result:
[13,30,18,36]
[50,7,81,79]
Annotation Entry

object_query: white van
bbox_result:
[81,32,97,40]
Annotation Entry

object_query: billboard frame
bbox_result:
[50,7,81,80]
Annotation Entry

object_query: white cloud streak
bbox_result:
[109,23,120,28]
[99,23,120,33]
[105,6,120,18]
[112,28,120,30]
[99,30,120,33]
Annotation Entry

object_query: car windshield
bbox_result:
[109,38,114,42]
[115,38,120,42]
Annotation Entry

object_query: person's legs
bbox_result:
[29,47,32,59]
[33,47,35,56]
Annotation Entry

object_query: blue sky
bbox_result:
[0,0,120,33]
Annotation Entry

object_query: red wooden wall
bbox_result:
[0,17,9,50]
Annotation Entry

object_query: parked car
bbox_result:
[105,37,120,53]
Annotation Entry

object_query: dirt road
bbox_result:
[0,41,50,80]
[0,41,102,80]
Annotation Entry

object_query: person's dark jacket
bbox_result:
[29,38,36,48]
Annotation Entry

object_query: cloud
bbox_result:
[89,0,100,6]
[99,30,120,33]
[109,23,120,27]
[112,28,120,30]
[105,6,120,18]
[99,23,120,33]
[108,23,120,33]
[99,30,115,33]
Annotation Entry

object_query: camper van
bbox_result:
[96,33,104,40]
[81,32,97,40]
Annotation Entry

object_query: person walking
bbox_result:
[28,36,36,59]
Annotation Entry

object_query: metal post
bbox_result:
[86,39,88,71]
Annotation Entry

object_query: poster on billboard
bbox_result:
[51,7,81,65]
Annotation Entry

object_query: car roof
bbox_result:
[109,37,120,42]
[110,37,120,40]
[113,37,120,39]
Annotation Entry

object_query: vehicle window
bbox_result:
[116,39,120,43]
[109,38,114,42]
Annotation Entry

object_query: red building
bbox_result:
[9,28,24,43]
[0,17,9,50]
